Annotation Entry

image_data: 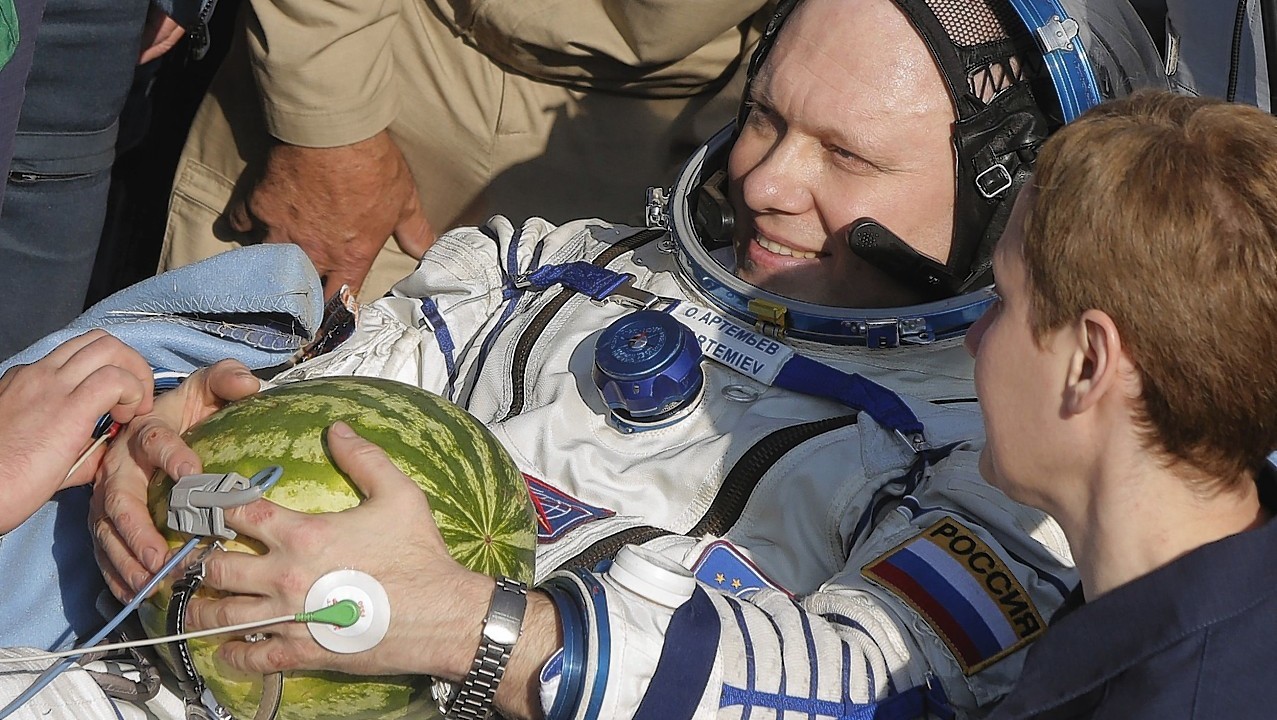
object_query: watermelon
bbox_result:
[139,377,537,720]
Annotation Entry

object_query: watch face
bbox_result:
[484,622,521,647]
[440,578,530,718]
[484,580,528,646]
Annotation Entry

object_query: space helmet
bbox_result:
[652,0,1168,347]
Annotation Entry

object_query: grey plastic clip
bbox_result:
[896,429,932,453]
[1035,15,1080,54]
[645,187,671,230]
[167,473,265,540]
[604,276,663,310]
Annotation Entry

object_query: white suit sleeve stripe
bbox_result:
[796,603,824,715]
[723,595,761,719]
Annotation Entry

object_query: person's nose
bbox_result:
[964,306,991,358]
[739,136,815,217]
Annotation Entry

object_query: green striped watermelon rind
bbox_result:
[140,376,536,720]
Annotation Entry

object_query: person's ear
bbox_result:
[1063,309,1122,415]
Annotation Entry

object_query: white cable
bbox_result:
[0,614,296,665]
[63,433,110,482]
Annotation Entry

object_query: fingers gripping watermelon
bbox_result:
[139,377,537,720]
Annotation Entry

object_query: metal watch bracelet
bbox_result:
[438,576,529,720]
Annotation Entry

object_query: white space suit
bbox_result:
[266,206,1073,717]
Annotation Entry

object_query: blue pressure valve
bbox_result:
[593,310,705,433]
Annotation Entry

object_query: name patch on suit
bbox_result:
[524,474,614,543]
[862,516,1045,675]
[672,303,794,384]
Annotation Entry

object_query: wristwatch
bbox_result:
[436,576,529,720]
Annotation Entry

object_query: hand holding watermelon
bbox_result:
[90,358,261,599]
[133,377,544,719]
[186,421,558,716]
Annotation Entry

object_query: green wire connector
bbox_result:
[296,599,362,628]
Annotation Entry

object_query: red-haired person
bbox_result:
[967,91,1277,719]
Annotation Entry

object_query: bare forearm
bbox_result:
[0,463,54,534]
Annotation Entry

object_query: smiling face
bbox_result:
[727,0,958,308]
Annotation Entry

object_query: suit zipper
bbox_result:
[557,414,860,572]
[498,227,664,422]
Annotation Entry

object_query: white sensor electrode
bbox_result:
[305,570,391,653]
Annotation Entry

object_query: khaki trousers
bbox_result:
[160,3,745,299]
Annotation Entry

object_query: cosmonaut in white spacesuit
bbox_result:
[0,0,1167,718]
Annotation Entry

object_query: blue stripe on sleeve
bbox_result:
[632,587,721,720]
[726,597,757,720]
[575,571,612,720]
[541,578,587,720]
[821,613,891,695]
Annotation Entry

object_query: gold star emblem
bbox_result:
[715,573,726,585]
[731,578,743,589]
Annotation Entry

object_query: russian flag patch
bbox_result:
[524,474,615,543]
[862,516,1045,676]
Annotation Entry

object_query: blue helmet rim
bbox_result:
[1006,0,1103,121]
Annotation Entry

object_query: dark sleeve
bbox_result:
[147,0,200,29]
[0,0,45,215]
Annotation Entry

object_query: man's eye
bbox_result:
[743,100,775,123]
[826,143,875,171]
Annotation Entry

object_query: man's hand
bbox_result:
[187,423,557,719]
[0,331,154,534]
[227,131,436,298]
[91,360,261,600]
[138,6,186,65]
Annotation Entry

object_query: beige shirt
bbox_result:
[246,0,773,147]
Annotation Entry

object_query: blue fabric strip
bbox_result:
[526,261,631,301]
[821,613,893,695]
[841,640,853,711]
[775,355,923,435]
[796,607,817,720]
[719,683,938,720]
[727,597,756,720]
[758,606,791,719]
[470,226,529,393]
[848,451,933,550]
[575,571,612,720]
[523,261,923,436]
[633,587,722,720]
[418,298,458,398]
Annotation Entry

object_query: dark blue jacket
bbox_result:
[988,512,1277,719]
